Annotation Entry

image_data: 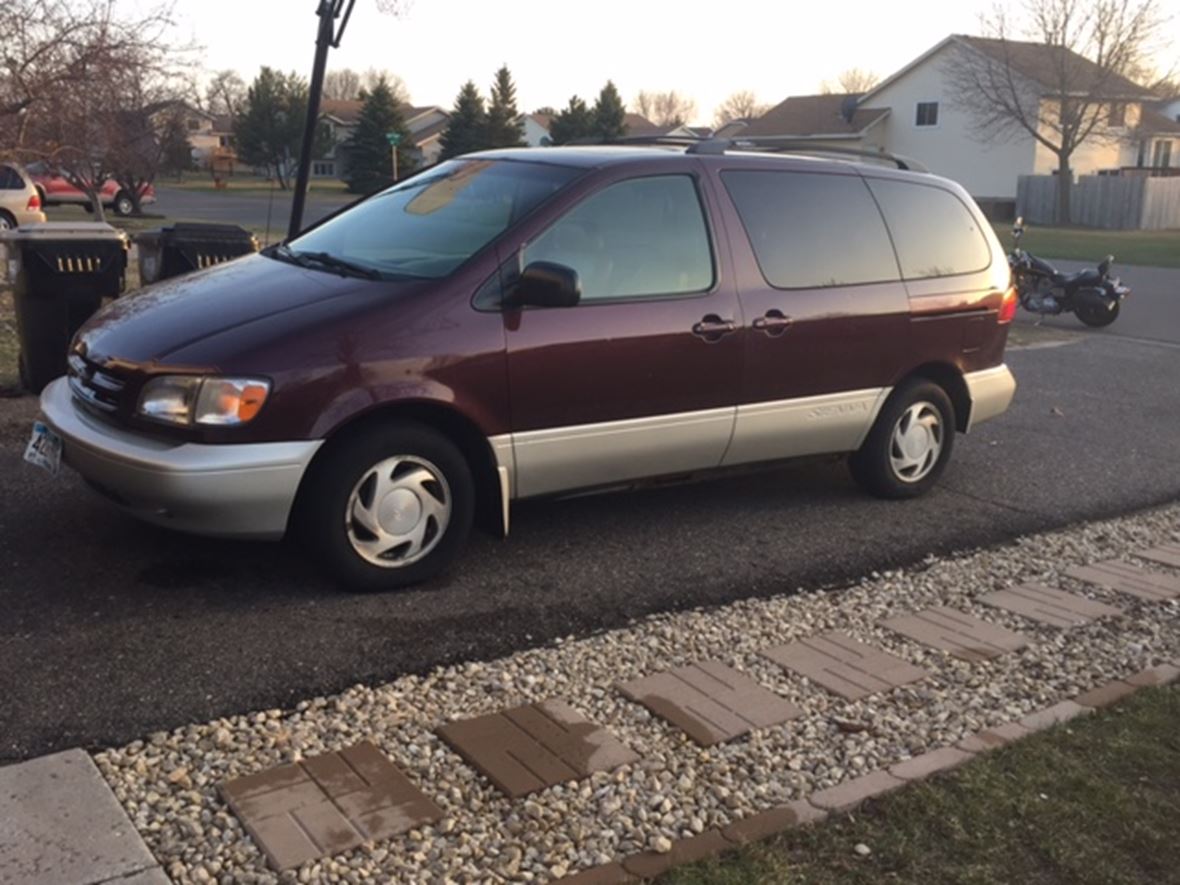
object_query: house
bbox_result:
[518,111,662,145]
[140,101,229,170]
[315,100,449,178]
[745,35,1176,209]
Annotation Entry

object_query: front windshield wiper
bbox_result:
[296,250,382,280]
[266,243,313,268]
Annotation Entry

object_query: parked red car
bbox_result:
[25,161,156,216]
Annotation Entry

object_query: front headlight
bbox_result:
[139,376,270,426]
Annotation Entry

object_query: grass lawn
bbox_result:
[992,222,1180,268]
[666,684,1180,885]
[160,173,349,195]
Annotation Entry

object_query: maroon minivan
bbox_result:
[32,145,1017,590]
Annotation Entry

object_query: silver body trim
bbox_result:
[721,387,889,467]
[963,364,1017,431]
[39,377,321,540]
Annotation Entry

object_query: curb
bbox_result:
[557,663,1179,882]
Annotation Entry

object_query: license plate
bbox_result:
[24,421,63,476]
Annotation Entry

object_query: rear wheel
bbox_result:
[296,421,474,591]
[113,192,134,216]
[1076,299,1119,328]
[849,379,955,499]
[0,209,15,231]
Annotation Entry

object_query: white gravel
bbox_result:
[94,503,1180,884]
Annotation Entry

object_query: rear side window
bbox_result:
[721,170,899,289]
[524,175,714,301]
[0,166,23,189]
[866,179,991,280]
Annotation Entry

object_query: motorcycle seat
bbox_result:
[1052,268,1102,287]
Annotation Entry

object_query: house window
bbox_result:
[1107,103,1127,128]
[1153,140,1173,168]
[312,161,335,177]
[915,101,939,127]
[187,118,200,132]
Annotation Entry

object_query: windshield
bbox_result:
[284,159,583,279]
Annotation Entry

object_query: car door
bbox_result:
[708,164,911,466]
[501,165,743,499]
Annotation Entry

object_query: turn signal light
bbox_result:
[998,286,1018,324]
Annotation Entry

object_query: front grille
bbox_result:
[68,353,127,415]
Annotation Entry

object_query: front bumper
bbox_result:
[963,364,1017,431]
[40,377,321,539]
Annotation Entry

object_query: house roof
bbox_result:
[1137,107,1180,135]
[740,93,889,138]
[319,100,445,131]
[525,112,554,130]
[624,113,661,134]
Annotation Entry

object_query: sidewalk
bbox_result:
[3,502,1178,883]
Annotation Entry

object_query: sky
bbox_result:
[171,0,1180,123]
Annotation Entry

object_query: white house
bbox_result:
[743,35,1179,207]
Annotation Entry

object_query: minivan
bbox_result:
[33,142,1017,590]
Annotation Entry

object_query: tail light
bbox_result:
[27,192,41,211]
[998,285,1018,324]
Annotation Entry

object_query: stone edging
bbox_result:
[559,663,1180,883]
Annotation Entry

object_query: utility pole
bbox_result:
[288,0,357,240]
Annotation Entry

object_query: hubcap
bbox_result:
[889,402,943,483]
[345,455,451,568]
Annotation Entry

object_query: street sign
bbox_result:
[385,132,402,146]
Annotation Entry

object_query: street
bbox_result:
[2,297,1179,762]
[149,183,356,234]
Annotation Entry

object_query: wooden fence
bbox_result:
[1016,174,1180,229]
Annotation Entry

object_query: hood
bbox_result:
[78,253,387,365]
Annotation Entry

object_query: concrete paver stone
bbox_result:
[1020,700,1090,732]
[978,582,1122,628]
[956,721,1031,753]
[889,747,973,781]
[1126,663,1180,687]
[761,632,928,700]
[219,741,440,871]
[721,801,827,844]
[557,862,636,883]
[879,607,1030,662]
[1065,560,1180,601]
[437,699,639,798]
[618,661,801,746]
[621,830,730,879]
[1134,542,1180,569]
[0,748,160,885]
[808,769,904,812]
[1075,680,1138,708]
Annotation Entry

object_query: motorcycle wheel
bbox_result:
[1076,300,1120,328]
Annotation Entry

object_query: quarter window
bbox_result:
[866,178,991,280]
[915,102,939,127]
[523,175,713,301]
[721,170,899,289]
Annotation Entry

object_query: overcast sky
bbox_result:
[172,0,1179,122]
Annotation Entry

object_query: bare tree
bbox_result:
[634,90,697,127]
[323,68,363,101]
[360,69,410,105]
[820,67,880,95]
[714,90,770,127]
[206,69,246,118]
[949,0,1163,222]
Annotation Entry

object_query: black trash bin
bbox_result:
[136,222,259,285]
[2,222,128,393]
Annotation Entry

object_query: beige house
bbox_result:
[316,100,449,178]
[744,35,1177,206]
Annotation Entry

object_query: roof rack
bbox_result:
[565,133,927,171]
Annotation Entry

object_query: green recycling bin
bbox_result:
[1,222,128,393]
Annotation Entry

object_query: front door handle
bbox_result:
[692,314,737,340]
[752,309,792,337]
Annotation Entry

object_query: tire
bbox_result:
[296,421,475,591]
[0,209,15,231]
[113,192,134,216]
[1076,299,1119,328]
[849,379,955,499]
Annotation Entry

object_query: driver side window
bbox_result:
[523,174,714,302]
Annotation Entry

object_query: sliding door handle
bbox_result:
[752,309,792,337]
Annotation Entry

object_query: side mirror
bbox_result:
[510,261,581,308]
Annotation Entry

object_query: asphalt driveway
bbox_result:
[2,315,1180,763]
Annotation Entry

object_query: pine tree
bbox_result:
[548,96,594,145]
[342,75,413,194]
[592,81,627,141]
[485,65,526,148]
[439,80,487,159]
[235,67,309,189]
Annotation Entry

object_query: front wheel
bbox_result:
[1076,299,1119,328]
[849,380,955,499]
[112,192,134,216]
[296,421,474,591]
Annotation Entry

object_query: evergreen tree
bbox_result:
[592,81,627,141]
[439,80,488,159]
[485,65,526,148]
[235,67,308,189]
[548,96,594,145]
[343,75,413,194]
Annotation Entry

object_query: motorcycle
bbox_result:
[1007,216,1130,328]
